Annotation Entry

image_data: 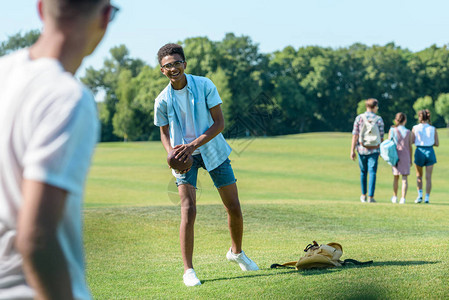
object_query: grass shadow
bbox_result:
[203,262,372,283]
[201,269,298,283]
[372,260,439,267]
[206,260,441,282]
[299,260,439,276]
[428,202,449,206]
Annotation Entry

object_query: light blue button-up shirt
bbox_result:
[154,74,232,171]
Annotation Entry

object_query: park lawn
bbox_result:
[84,130,449,299]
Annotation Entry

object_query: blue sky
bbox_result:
[2,0,449,77]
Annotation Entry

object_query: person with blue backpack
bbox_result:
[388,113,413,204]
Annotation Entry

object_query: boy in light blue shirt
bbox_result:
[154,44,259,287]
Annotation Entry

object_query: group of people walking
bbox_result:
[351,98,439,204]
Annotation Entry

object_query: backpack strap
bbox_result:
[388,127,399,144]
[270,262,296,269]
[362,114,381,125]
[341,258,373,266]
[360,113,370,126]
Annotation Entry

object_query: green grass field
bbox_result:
[84,130,449,299]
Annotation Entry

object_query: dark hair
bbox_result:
[393,112,407,127]
[418,109,431,124]
[365,98,378,109]
[157,43,185,65]
[45,0,105,20]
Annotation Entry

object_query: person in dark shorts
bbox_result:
[412,109,439,204]
[153,43,259,287]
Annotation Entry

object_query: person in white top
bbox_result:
[412,109,439,204]
[0,1,118,299]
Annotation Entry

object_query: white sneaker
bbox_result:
[360,195,367,203]
[399,198,406,204]
[391,196,397,203]
[415,197,422,204]
[183,268,201,287]
[226,248,259,271]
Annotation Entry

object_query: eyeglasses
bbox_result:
[108,4,120,22]
[161,60,185,70]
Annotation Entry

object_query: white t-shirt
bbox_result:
[413,123,435,146]
[0,49,98,300]
[173,86,200,155]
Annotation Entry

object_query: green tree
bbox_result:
[112,70,138,141]
[299,48,338,130]
[413,45,449,99]
[273,75,310,133]
[409,45,449,127]
[112,65,168,141]
[0,30,40,56]
[215,33,269,134]
[356,100,366,115]
[183,37,219,76]
[413,96,437,123]
[435,93,449,128]
[269,46,314,133]
[295,46,364,131]
[208,67,233,125]
[131,65,168,141]
[360,43,415,127]
[81,45,145,141]
[75,36,449,139]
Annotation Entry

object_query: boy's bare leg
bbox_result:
[178,184,197,271]
[218,183,243,254]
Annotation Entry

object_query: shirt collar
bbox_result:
[167,74,192,95]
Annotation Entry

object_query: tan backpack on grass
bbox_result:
[271,241,373,270]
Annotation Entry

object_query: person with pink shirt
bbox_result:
[389,113,413,204]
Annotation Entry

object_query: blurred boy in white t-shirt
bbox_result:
[0,1,118,299]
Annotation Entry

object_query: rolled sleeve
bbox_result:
[352,116,361,135]
[205,79,222,109]
[154,97,169,127]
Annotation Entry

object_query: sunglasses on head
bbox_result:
[105,4,120,22]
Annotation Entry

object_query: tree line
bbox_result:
[2,31,449,142]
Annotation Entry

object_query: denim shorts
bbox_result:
[414,146,437,167]
[174,155,236,189]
